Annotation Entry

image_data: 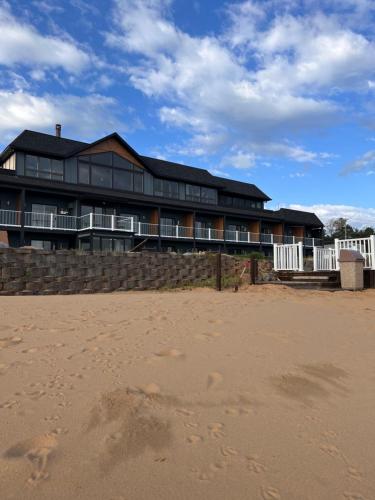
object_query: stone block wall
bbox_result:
[0,248,242,295]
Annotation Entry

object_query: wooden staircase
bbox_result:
[276,271,340,289]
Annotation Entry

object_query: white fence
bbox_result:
[273,242,304,272]
[335,236,375,270]
[313,247,338,271]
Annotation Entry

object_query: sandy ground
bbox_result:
[1,285,375,500]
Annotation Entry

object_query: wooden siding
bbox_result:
[79,138,144,168]
[150,209,159,225]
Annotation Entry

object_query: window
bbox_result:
[31,240,52,250]
[133,172,143,193]
[1,154,16,170]
[78,162,90,184]
[154,179,179,199]
[201,187,217,205]
[31,204,57,227]
[25,155,63,181]
[185,184,201,202]
[91,165,112,188]
[113,169,133,191]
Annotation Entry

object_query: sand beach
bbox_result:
[1,286,375,500]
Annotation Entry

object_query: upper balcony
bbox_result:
[0,209,322,247]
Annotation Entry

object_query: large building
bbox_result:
[0,127,323,254]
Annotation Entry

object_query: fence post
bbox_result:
[250,257,258,284]
[89,212,93,230]
[313,246,317,272]
[334,238,340,270]
[176,225,179,238]
[370,235,375,270]
[216,251,222,291]
[273,244,278,271]
[111,215,115,231]
[50,213,54,229]
[298,241,304,272]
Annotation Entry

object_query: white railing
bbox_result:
[78,213,133,232]
[195,227,224,240]
[313,247,338,271]
[136,222,159,236]
[24,212,78,231]
[0,209,21,227]
[335,236,375,270]
[274,242,304,272]
[160,225,193,238]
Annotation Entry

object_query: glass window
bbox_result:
[25,155,38,170]
[91,165,112,188]
[93,237,101,251]
[79,238,91,251]
[201,187,217,204]
[154,178,163,197]
[32,204,57,214]
[133,173,143,193]
[186,184,201,202]
[113,154,133,169]
[78,162,90,184]
[101,238,112,251]
[78,155,90,162]
[113,169,133,191]
[2,154,16,170]
[90,152,112,166]
[31,240,52,250]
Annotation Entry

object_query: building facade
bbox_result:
[0,128,323,254]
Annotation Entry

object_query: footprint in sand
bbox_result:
[208,422,225,439]
[261,486,281,499]
[220,446,238,457]
[0,337,22,350]
[3,431,59,484]
[247,455,266,474]
[347,467,363,481]
[343,493,368,500]
[187,435,203,444]
[207,372,223,390]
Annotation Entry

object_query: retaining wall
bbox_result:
[0,248,242,295]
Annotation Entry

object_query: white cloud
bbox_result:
[0,90,120,138]
[0,3,91,73]
[222,151,256,169]
[287,204,375,228]
[341,150,375,175]
[107,0,353,164]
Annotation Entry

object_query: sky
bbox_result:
[1,0,375,227]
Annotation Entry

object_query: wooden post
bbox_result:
[216,251,222,291]
[250,257,258,285]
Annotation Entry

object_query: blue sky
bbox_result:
[1,0,375,226]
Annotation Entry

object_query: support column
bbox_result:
[157,207,162,252]
[19,188,25,247]
[193,212,196,251]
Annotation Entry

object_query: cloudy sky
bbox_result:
[1,0,375,226]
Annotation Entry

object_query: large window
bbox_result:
[25,155,63,181]
[91,165,112,188]
[219,195,263,210]
[77,152,144,194]
[200,187,217,205]
[154,179,179,199]
[185,184,201,202]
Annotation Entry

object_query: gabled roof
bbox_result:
[3,130,88,158]
[1,129,271,201]
[275,208,323,227]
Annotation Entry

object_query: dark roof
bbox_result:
[4,130,88,158]
[0,129,270,201]
[140,156,271,201]
[276,208,323,227]
[214,176,271,201]
[140,155,217,186]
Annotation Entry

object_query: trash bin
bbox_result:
[338,249,365,291]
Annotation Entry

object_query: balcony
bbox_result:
[0,209,322,247]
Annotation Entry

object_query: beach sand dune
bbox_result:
[1,286,375,499]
